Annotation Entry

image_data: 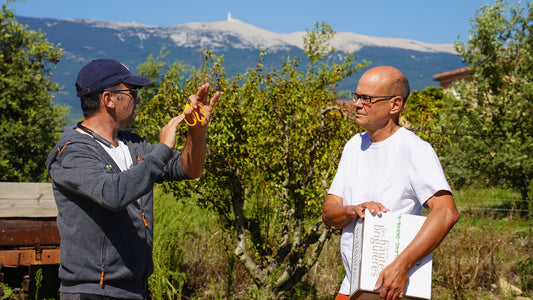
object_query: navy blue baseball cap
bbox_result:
[75,59,152,97]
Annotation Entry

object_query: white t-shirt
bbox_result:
[101,140,133,172]
[328,127,451,295]
[76,129,133,171]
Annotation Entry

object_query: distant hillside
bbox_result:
[16,16,465,120]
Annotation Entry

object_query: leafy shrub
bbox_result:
[517,257,533,296]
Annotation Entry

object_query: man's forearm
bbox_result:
[181,125,207,178]
[322,202,354,228]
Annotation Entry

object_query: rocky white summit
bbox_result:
[65,17,456,54]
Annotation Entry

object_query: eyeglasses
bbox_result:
[351,93,397,105]
[107,88,139,100]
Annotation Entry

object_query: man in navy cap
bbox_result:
[46,59,220,299]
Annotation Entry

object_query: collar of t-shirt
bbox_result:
[76,129,133,171]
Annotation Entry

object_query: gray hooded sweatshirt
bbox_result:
[45,125,190,299]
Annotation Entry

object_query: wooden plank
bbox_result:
[0,249,60,266]
[0,250,35,266]
[40,249,61,264]
[0,219,60,247]
[0,182,57,218]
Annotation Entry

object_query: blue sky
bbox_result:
[7,0,522,44]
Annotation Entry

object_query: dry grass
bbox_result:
[431,212,532,300]
[172,222,532,299]
[174,231,344,299]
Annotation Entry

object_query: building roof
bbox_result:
[433,66,472,88]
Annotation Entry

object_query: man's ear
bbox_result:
[389,96,403,115]
[101,91,116,109]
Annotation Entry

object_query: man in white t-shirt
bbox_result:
[322,66,460,300]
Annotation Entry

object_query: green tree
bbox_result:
[452,0,533,213]
[0,0,68,182]
[136,23,369,298]
[401,86,457,156]
[304,21,336,66]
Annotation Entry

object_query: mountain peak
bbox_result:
[15,15,465,120]
[53,17,455,54]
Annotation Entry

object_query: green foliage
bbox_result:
[34,268,42,300]
[0,1,69,182]
[0,282,16,299]
[135,53,191,143]
[136,22,368,298]
[148,188,189,299]
[303,21,336,65]
[401,86,458,156]
[449,0,532,210]
[517,257,533,295]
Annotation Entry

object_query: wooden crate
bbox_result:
[0,183,61,298]
[0,182,60,266]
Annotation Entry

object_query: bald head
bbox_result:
[359,66,410,105]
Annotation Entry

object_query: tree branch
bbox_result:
[207,146,270,287]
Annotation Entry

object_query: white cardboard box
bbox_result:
[350,211,432,300]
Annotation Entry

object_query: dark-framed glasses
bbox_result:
[351,93,397,105]
[107,88,139,100]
